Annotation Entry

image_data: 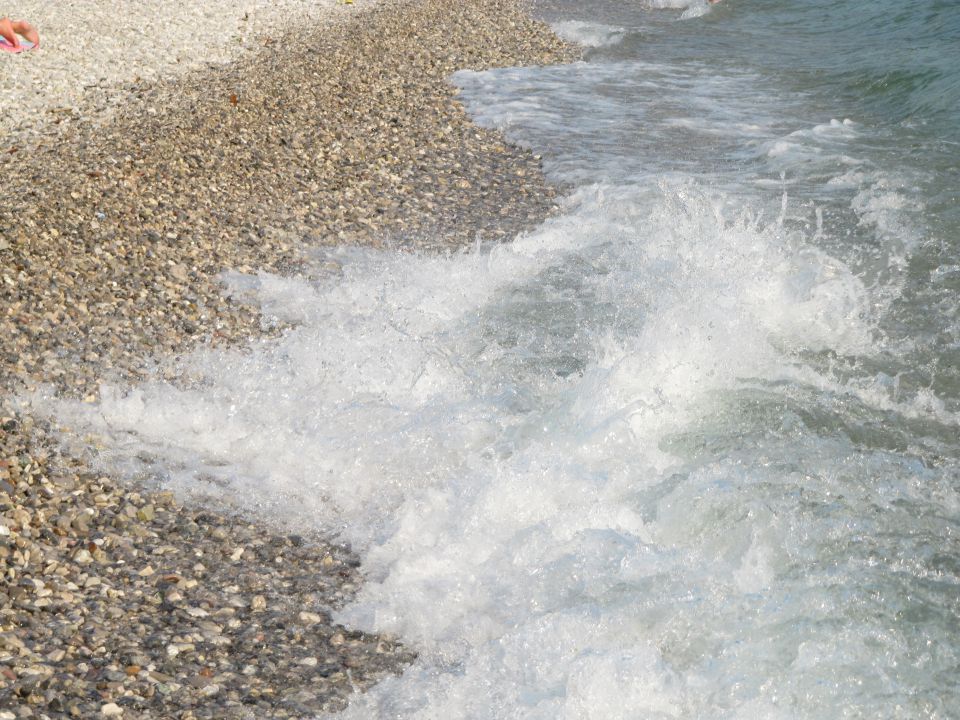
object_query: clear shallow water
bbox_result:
[42,0,960,717]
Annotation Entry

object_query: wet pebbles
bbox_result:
[0,423,413,718]
[0,0,578,716]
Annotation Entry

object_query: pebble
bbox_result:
[299,610,323,624]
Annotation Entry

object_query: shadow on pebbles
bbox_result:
[0,0,578,717]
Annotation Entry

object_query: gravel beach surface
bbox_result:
[1,0,577,717]
[1,0,371,143]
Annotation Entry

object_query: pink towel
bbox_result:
[0,37,36,53]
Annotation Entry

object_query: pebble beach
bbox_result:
[0,1,577,717]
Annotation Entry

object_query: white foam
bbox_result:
[811,118,859,136]
[644,0,705,10]
[37,179,912,719]
[551,20,627,48]
[761,120,863,165]
[851,177,924,249]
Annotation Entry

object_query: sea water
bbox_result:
[45,0,960,717]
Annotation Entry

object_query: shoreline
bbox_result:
[0,1,577,716]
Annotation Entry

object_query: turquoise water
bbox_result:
[48,1,960,717]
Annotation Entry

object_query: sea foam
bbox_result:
[40,179,901,718]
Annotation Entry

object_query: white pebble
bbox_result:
[298,611,323,624]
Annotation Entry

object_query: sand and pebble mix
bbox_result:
[1,0,369,143]
[1,0,577,716]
